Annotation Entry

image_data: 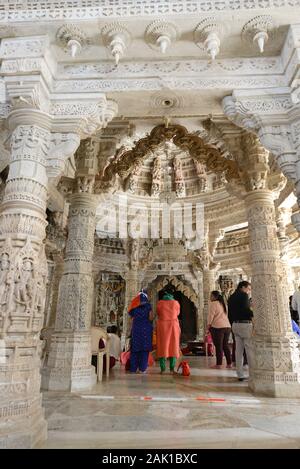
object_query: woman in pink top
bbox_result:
[207,290,232,369]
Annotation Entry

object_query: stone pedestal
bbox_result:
[0,115,50,448]
[42,194,97,391]
[245,190,300,397]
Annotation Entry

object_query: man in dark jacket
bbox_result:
[228,281,253,381]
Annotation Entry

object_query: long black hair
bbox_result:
[211,290,227,313]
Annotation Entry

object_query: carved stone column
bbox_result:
[0,111,51,448]
[276,207,295,296]
[202,267,217,332]
[42,139,99,391]
[245,189,300,396]
[122,270,140,339]
[196,272,204,339]
[45,251,65,328]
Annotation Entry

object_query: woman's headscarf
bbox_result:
[162,292,174,300]
[128,290,149,313]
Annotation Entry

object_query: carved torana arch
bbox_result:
[155,275,198,307]
[101,124,239,183]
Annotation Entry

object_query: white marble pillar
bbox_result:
[47,252,65,328]
[42,193,98,391]
[42,138,100,391]
[0,111,51,448]
[196,272,204,339]
[122,270,140,339]
[276,207,295,296]
[202,268,217,332]
[245,189,300,397]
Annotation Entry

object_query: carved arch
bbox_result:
[153,275,198,307]
[101,124,239,183]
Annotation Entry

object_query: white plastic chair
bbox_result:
[91,326,111,382]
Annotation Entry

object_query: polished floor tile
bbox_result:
[42,356,300,449]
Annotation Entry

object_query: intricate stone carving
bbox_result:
[0,0,298,22]
[47,133,80,182]
[43,135,99,392]
[145,20,179,54]
[193,159,207,192]
[245,188,300,396]
[241,15,275,53]
[59,57,282,78]
[0,36,48,58]
[129,239,139,270]
[43,194,97,391]
[101,23,131,65]
[0,114,51,448]
[240,133,270,192]
[94,274,125,331]
[56,24,89,57]
[151,156,162,197]
[194,17,224,61]
[101,124,239,185]
[173,155,185,198]
[128,160,143,194]
[0,238,47,332]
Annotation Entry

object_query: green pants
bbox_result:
[159,357,176,372]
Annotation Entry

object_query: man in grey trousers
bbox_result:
[228,281,253,381]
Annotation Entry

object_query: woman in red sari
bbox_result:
[156,288,181,373]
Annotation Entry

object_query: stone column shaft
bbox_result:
[42,194,97,391]
[195,272,204,340]
[46,252,65,328]
[202,268,216,332]
[122,270,140,339]
[0,115,50,448]
[246,189,300,397]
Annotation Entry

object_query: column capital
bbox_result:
[68,192,97,211]
[244,188,275,207]
[1,35,118,139]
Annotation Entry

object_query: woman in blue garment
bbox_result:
[128,290,153,373]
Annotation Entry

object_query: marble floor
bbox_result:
[42,357,300,449]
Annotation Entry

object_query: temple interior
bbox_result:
[1,0,300,449]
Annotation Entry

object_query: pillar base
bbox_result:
[0,397,47,448]
[249,371,300,398]
[249,335,300,397]
[42,365,96,392]
[41,332,96,392]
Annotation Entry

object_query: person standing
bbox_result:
[128,290,153,373]
[207,291,232,369]
[228,281,253,381]
[156,288,181,374]
[290,293,300,325]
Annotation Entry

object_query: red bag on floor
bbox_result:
[177,361,191,376]
[148,352,154,367]
[120,351,130,365]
